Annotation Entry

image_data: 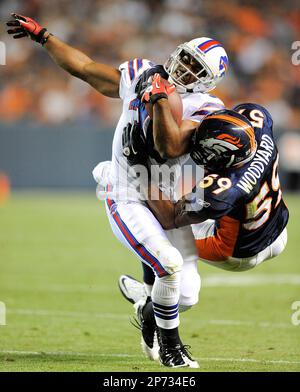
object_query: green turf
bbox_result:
[0,191,299,372]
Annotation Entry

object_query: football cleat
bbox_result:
[118,275,147,304]
[118,275,159,361]
[132,298,160,361]
[159,343,199,368]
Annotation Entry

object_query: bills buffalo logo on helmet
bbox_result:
[219,56,228,76]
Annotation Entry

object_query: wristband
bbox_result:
[41,31,53,46]
[150,93,168,105]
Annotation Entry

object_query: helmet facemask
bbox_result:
[164,45,216,93]
[191,143,235,171]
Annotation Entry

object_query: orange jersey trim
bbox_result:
[195,216,240,261]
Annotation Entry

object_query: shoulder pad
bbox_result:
[233,102,273,130]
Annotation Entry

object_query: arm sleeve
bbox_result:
[185,179,238,219]
[232,103,274,130]
[190,102,225,122]
[184,97,225,123]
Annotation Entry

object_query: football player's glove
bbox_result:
[135,65,168,100]
[7,13,50,44]
[122,122,148,166]
[141,73,175,105]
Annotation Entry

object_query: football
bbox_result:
[145,88,183,126]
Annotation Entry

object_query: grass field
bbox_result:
[0,191,299,372]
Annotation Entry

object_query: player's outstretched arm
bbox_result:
[44,35,120,98]
[6,13,121,98]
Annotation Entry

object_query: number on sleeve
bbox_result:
[198,174,218,188]
[213,178,232,195]
[238,108,264,129]
[198,174,231,194]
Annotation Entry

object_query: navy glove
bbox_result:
[122,122,148,166]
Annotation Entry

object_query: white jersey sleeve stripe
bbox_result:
[119,58,155,100]
[128,58,145,81]
[197,102,225,110]
[191,102,225,118]
[121,59,153,80]
[133,58,143,76]
[128,60,135,81]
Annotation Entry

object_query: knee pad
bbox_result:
[180,272,201,307]
[179,261,201,307]
[158,244,184,275]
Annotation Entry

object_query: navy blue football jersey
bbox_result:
[189,103,289,258]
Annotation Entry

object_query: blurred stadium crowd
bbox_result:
[1,0,300,187]
[0,0,299,129]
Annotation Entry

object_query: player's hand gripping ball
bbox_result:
[143,74,183,126]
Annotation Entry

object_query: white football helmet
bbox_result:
[164,37,229,93]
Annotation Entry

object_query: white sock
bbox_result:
[151,272,180,330]
[144,283,153,297]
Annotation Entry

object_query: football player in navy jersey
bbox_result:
[139,103,289,271]
[120,103,289,364]
[119,103,289,341]
[118,80,289,364]
[121,85,289,270]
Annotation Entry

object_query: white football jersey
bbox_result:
[108,58,224,203]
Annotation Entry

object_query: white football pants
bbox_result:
[105,199,201,308]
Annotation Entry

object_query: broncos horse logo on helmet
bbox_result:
[190,109,257,170]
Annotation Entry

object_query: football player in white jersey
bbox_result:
[93,48,227,367]
[7,13,228,368]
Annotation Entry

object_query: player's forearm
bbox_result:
[138,167,203,230]
[146,190,204,229]
[44,34,92,78]
[44,35,120,97]
[144,183,177,230]
[174,209,204,228]
[174,198,206,228]
[153,100,192,159]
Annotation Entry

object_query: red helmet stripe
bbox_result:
[198,39,221,53]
